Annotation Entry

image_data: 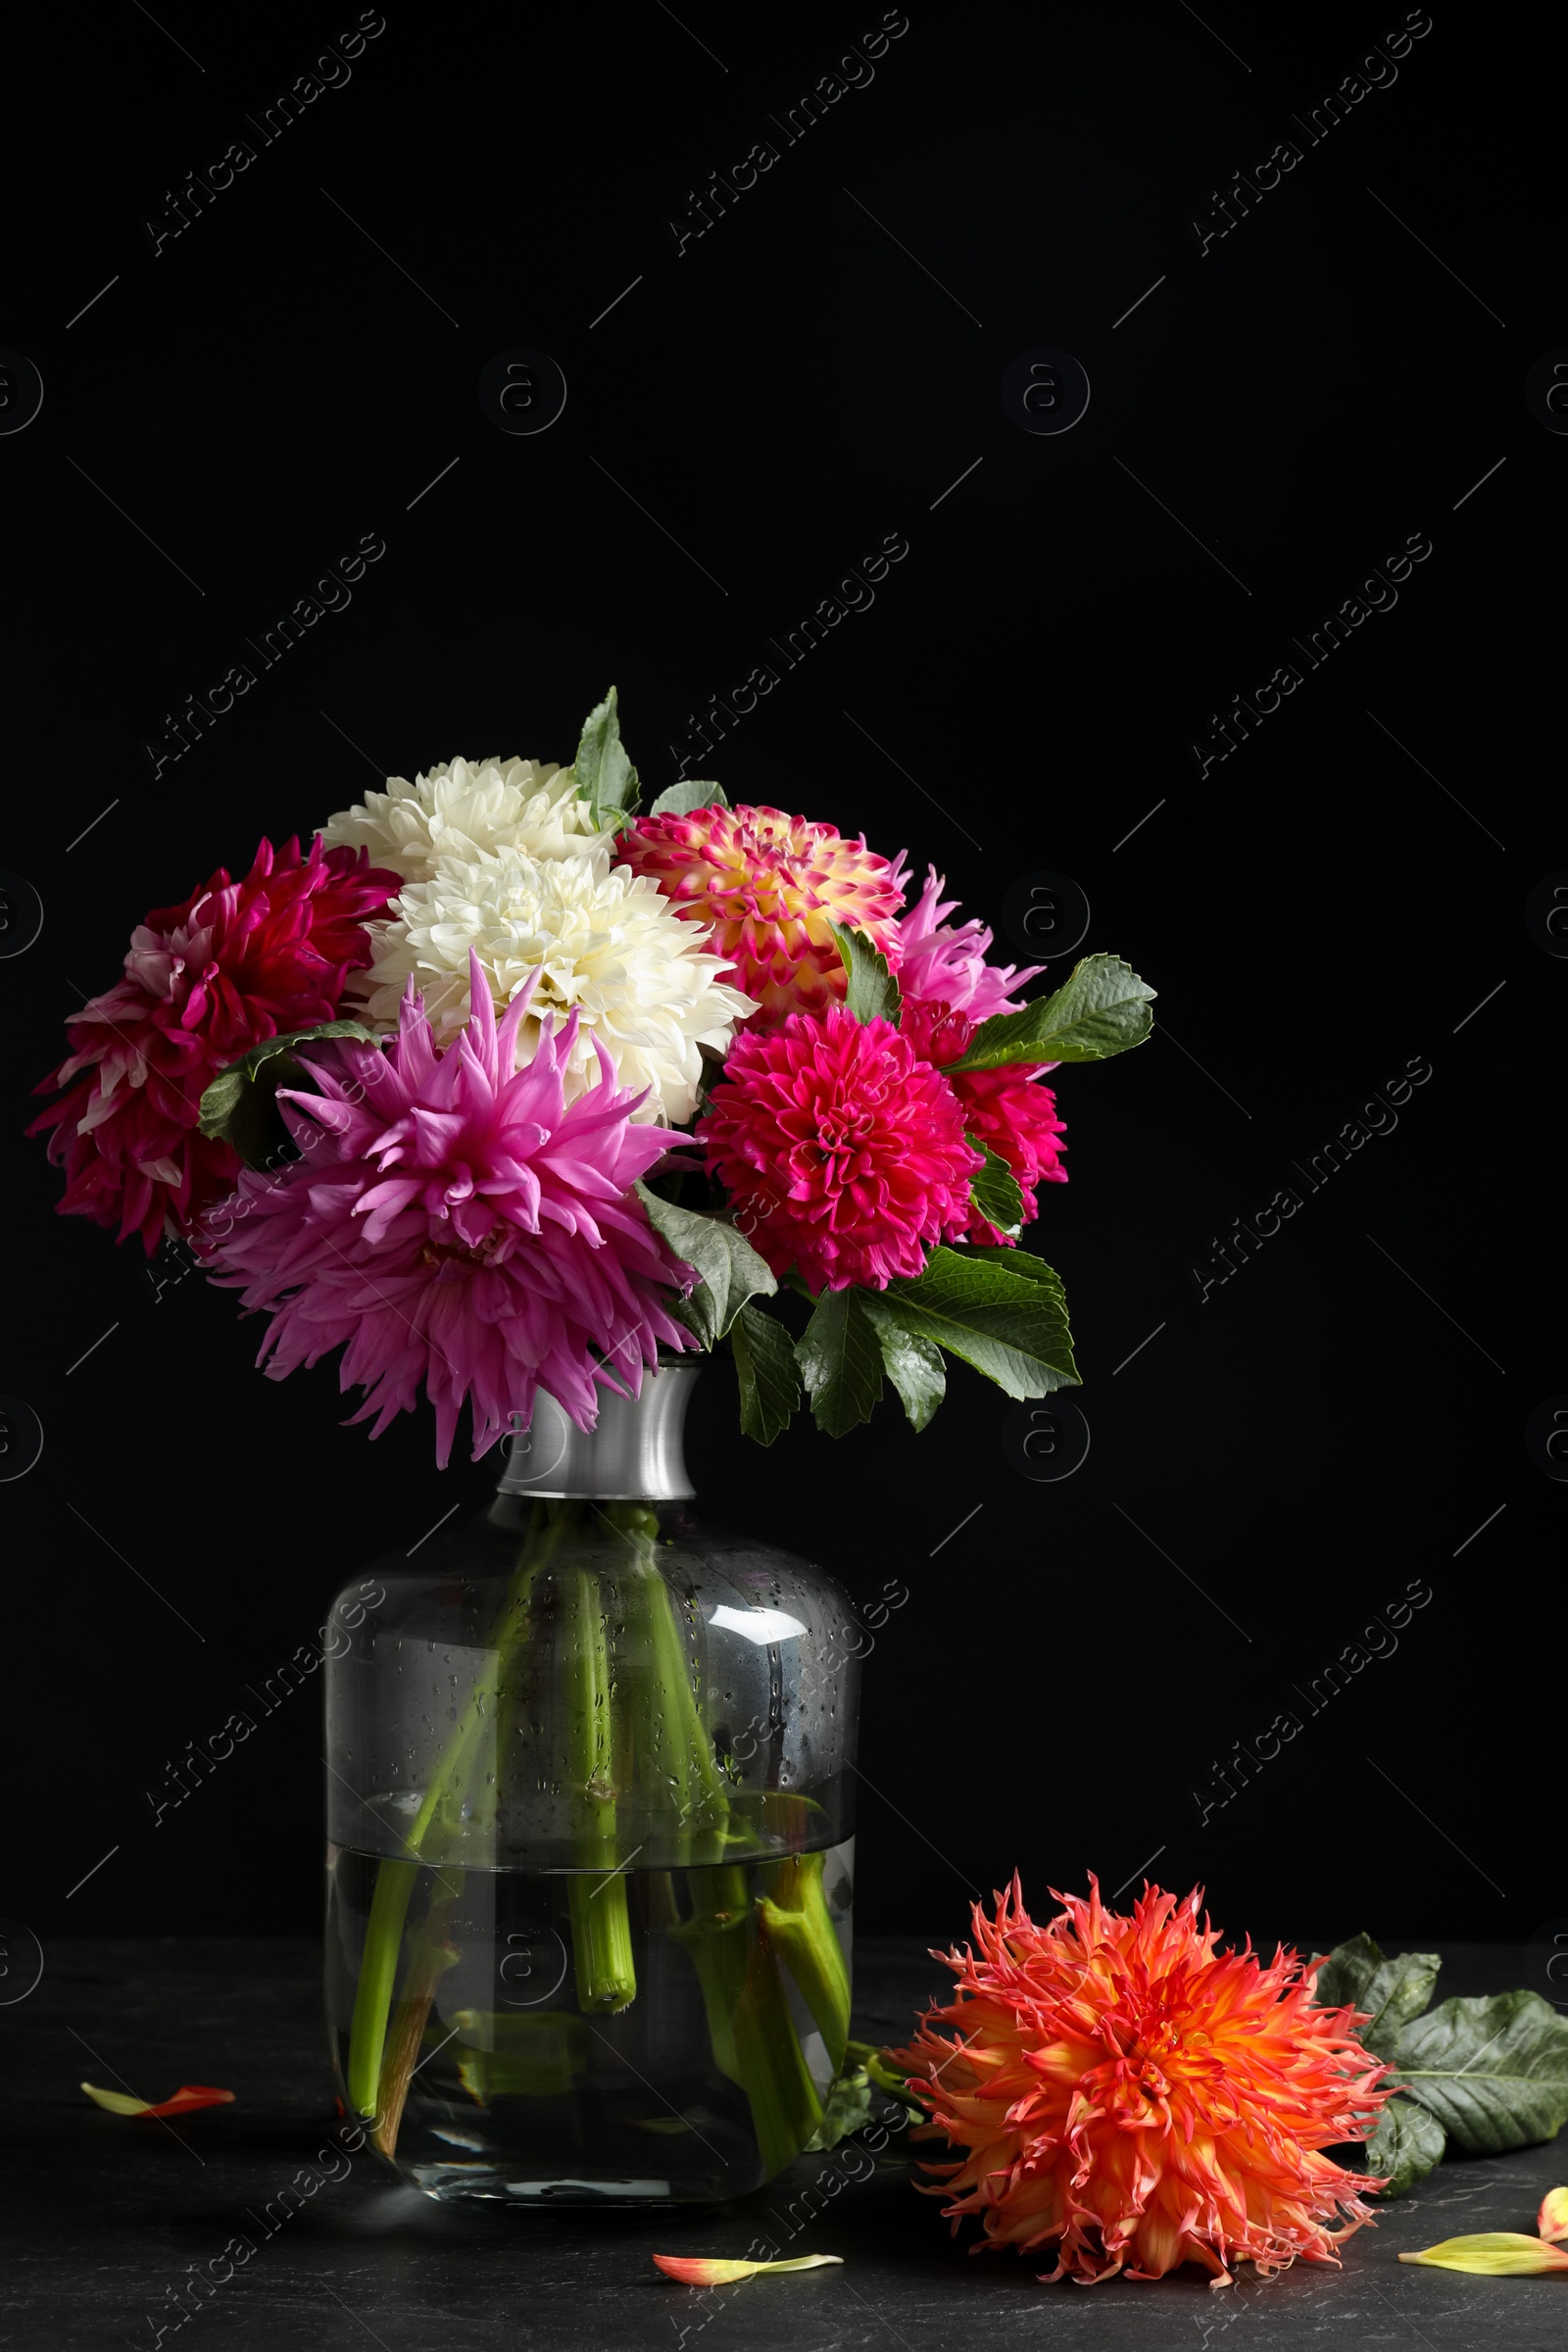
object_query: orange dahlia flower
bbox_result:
[616,803,905,1026]
[891,1877,1390,2287]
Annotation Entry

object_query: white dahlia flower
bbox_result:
[353,851,756,1125]
[317,756,613,885]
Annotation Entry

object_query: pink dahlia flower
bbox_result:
[897,867,1042,1022]
[902,997,1066,1247]
[199,952,693,1465]
[616,803,906,1027]
[29,838,395,1253]
[697,1004,979,1293]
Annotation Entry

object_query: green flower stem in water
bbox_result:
[606,1504,730,1864]
[562,1562,636,2012]
[758,1849,851,2073]
[674,1864,823,2176]
[370,1871,461,2158]
[345,1494,829,2181]
[606,1523,824,2176]
[344,1501,572,2120]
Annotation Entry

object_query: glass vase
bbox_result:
[323,1364,859,2203]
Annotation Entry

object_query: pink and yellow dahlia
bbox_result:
[696,1004,979,1292]
[199,952,693,1464]
[901,997,1066,1245]
[892,1877,1390,2287]
[29,838,395,1253]
[616,803,906,1026]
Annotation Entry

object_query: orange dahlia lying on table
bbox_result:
[890,1875,1391,2286]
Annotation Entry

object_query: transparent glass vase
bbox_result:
[324,1364,859,2204]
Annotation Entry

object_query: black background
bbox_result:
[3,3,1557,1968]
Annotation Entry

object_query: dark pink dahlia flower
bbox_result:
[29,837,396,1253]
[199,952,694,1464]
[697,1003,979,1293]
[901,996,1066,1246]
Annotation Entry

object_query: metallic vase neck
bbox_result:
[496,1366,698,1500]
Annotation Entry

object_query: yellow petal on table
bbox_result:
[1539,2187,1568,2243]
[1398,2232,1568,2275]
[654,2255,843,2286]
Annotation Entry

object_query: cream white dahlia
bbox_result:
[353,851,755,1124]
[317,756,612,884]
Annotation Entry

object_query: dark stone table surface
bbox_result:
[6,1939,1562,2350]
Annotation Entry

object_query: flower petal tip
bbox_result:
[653,2254,843,2285]
[1539,2187,1568,2243]
[1398,2232,1568,2275]
[81,2081,235,2119]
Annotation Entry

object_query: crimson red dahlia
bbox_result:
[697,1004,980,1292]
[30,836,395,1252]
[901,996,1066,1245]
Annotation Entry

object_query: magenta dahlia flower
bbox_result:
[902,997,1066,1245]
[897,867,1042,1022]
[29,838,395,1253]
[199,953,693,1464]
[697,1004,979,1292]
[616,803,906,1027]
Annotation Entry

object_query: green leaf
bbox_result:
[1313,1934,1443,2061]
[731,1301,801,1446]
[635,1187,776,1346]
[795,1290,884,1437]
[830,922,901,1025]
[858,1302,946,1431]
[808,2040,923,2148]
[197,1019,382,1170]
[877,1246,1079,1398]
[967,1141,1023,1239]
[1388,1990,1568,2155]
[648,778,728,818]
[945,953,1155,1072]
[1312,1931,1386,2015]
[1363,2095,1446,2198]
[570,684,641,829]
[805,2055,875,2151]
[1358,1953,1445,2059]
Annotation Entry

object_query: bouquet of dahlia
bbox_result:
[31,687,1153,1452]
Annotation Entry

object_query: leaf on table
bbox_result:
[1363,2094,1446,2197]
[1312,1931,1387,2014]
[1387,1989,1568,2155]
[654,2254,844,2285]
[1398,2232,1568,2275]
[732,1300,801,1446]
[943,953,1154,1072]
[795,1289,883,1437]
[636,1186,777,1346]
[1311,1933,1442,2061]
[81,2082,234,2118]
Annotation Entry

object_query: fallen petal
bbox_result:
[1539,2188,1568,2243]
[654,2254,843,2286]
[81,2082,235,2119]
[1398,2232,1568,2276]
